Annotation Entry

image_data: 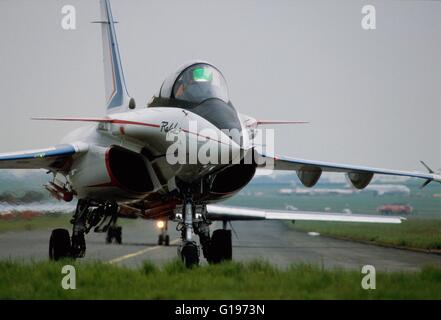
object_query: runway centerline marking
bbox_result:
[108,238,180,264]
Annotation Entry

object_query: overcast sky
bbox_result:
[0,0,440,172]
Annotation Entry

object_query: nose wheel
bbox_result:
[194,220,233,264]
[180,241,199,268]
[208,229,232,263]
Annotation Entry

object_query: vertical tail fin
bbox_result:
[93,0,133,113]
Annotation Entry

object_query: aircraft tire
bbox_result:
[115,226,122,244]
[158,234,164,245]
[49,228,71,261]
[165,235,170,246]
[106,228,113,244]
[181,242,199,268]
[106,226,122,244]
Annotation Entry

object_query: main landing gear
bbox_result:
[156,220,170,246]
[106,225,122,244]
[48,198,233,268]
[49,229,71,260]
[49,199,121,261]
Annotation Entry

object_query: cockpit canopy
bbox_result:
[159,62,229,104]
[152,61,242,140]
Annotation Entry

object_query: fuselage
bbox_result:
[61,105,258,204]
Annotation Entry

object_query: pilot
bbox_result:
[173,66,214,102]
[174,83,185,98]
[174,69,191,99]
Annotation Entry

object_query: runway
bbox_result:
[0,219,440,271]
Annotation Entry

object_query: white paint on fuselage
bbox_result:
[60,106,255,201]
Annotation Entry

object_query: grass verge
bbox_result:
[0,260,440,299]
[0,213,71,233]
[0,213,136,234]
[290,218,441,252]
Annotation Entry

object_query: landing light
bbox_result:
[156,221,165,229]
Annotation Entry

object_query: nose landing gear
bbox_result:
[177,199,200,268]
[175,200,233,267]
[180,241,199,268]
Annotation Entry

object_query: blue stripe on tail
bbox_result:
[100,0,131,111]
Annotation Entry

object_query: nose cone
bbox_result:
[217,132,242,164]
[188,98,243,146]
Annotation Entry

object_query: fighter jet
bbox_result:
[1,0,439,267]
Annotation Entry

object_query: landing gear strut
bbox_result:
[194,220,211,260]
[178,199,199,268]
[70,199,88,258]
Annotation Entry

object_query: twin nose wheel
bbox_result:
[207,229,232,264]
[180,241,200,268]
[179,229,232,268]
